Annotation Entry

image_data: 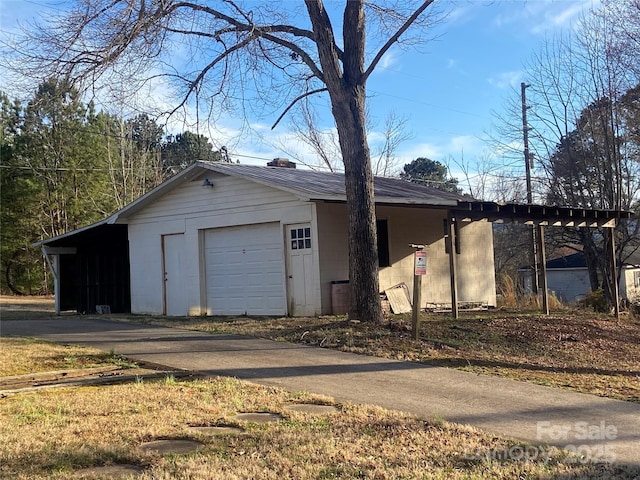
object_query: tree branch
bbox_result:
[165,36,254,117]
[271,87,328,129]
[362,0,435,82]
[304,0,344,88]
[170,1,326,80]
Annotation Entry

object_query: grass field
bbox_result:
[1,338,639,479]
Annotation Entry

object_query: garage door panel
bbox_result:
[205,223,286,315]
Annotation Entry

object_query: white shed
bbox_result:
[521,250,640,304]
[37,161,498,317]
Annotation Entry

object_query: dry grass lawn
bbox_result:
[1,339,639,479]
[0,337,135,377]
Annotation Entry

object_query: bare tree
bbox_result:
[276,99,343,172]
[4,0,443,322]
[520,7,640,306]
[277,106,412,174]
[371,111,413,176]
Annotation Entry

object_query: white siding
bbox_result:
[534,267,640,304]
[127,172,313,315]
[316,204,350,314]
[547,269,591,303]
[620,268,640,302]
[315,203,497,314]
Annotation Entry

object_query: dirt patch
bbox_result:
[0,366,191,396]
[1,294,57,320]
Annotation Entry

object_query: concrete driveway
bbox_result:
[2,316,639,465]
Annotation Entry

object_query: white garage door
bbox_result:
[204,223,286,315]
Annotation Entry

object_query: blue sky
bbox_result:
[0,0,599,180]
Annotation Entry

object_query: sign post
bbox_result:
[410,244,426,340]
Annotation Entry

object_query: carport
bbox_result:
[36,222,130,315]
[445,201,633,319]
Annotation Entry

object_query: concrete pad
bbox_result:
[286,404,340,414]
[188,425,245,436]
[138,439,204,455]
[3,317,639,465]
[231,412,283,424]
[73,464,144,479]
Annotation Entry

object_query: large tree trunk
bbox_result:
[581,231,602,292]
[331,86,383,323]
[306,0,383,323]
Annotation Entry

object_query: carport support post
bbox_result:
[608,227,620,320]
[41,247,60,315]
[537,224,549,315]
[446,217,459,319]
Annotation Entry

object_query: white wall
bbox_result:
[315,203,497,313]
[315,203,349,314]
[127,172,313,315]
[547,269,592,303]
[533,267,640,303]
[621,268,640,302]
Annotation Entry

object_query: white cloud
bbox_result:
[397,142,443,165]
[490,0,601,35]
[448,135,482,155]
[395,134,486,169]
[379,50,398,70]
[488,70,524,90]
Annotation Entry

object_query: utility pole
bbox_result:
[521,82,539,294]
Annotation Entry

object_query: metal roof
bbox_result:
[545,248,640,269]
[200,162,469,206]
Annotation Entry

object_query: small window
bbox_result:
[377,219,390,268]
[634,271,640,288]
[290,226,312,250]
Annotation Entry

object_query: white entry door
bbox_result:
[162,233,187,316]
[286,223,316,316]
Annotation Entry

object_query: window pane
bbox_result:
[291,240,297,249]
[376,219,390,268]
[291,230,297,239]
[298,240,304,249]
[305,239,311,249]
[297,228,304,238]
[304,227,311,238]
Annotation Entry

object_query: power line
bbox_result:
[0,164,147,172]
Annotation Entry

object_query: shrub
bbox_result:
[580,289,609,313]
[497,273,518,308]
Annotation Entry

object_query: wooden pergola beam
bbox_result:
[446,201,631,319]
